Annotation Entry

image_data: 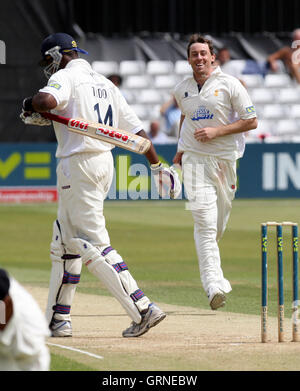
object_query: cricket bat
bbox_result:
[41,112,151,155]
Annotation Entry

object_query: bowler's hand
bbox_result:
[194,127,219,142]
[173,151,183,166]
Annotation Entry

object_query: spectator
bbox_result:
[0,269,50,371]
[160,96,181,137]
[267,28,300,83]
[215,47,246,87]
[108,73,132,102]
[215,47,231,67]
[148,120,172,144]
[107,73,123,88]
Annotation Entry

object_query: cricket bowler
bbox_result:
[173,34,257,310]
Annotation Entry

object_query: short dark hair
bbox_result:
[108,74,123,86]
[187,34,215,57]
[218,47,229,53]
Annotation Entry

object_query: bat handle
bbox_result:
[41,112,70,126]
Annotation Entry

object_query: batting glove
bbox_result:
[20,111,52,126]
[20,97,51,126]
[150,161,182,199]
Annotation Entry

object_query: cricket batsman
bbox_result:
[20,33,181,338]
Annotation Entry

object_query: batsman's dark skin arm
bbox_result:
[31,93,160,165]
[0,295,13,331]
[136,129,160,165]
[32,92,57,112]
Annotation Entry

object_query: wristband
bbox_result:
[150,160,161,169]
[22,97,34,112]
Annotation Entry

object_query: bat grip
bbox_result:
[41,112,70,126]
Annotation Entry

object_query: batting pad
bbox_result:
[102,247,150,313]
[70,238,142,323]
[46,220,82,324]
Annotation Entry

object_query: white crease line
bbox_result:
[47,342,104,360]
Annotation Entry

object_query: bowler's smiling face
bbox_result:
[188,42,215,77]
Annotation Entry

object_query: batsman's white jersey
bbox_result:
[39,59,143,158]
[42,58,151,328]
[40,58,144,252]
[0,278,50,371]
[174,66,256,296]
[174,66,256,161]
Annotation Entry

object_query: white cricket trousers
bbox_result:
[54,151,150,321]
[57,151,114,250]
[182,152,237,295]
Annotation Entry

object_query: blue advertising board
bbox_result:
[238,143,300,198]
[0,143,57,187]
[0,143,299,201]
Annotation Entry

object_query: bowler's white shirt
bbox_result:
[40,59,143,158]
[174,66,256,161]
[0,279,50,371]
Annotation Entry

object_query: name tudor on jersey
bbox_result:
[68,119,129,145]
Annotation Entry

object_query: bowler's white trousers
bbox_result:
[182,152,236,295]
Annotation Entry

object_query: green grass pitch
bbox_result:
[0,199,299,370]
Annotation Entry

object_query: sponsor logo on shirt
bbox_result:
[246,105,256,114]
[49,82,62,90]
[191,106,214,121]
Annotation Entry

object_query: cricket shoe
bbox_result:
[122,303,166,337]
[208,287,226,310]
[50,319,72,337]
